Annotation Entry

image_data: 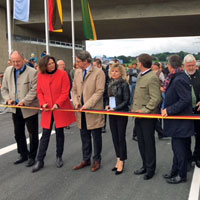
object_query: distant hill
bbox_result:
[112,51,200,64]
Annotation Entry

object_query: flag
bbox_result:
[49,0,63,32]
[13,0,30,22]
[81,0,97,40]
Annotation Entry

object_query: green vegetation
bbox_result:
[112,51,200,64]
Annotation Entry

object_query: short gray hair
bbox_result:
[183,54,196,65]
[76,50,92,63]
[10,50,24,59]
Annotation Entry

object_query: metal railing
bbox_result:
[13,35,84,50]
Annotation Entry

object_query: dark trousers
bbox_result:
[186,120,200,162]
[135,118,156,175]
[80,113,102,162]
[171,137,191,178]
[12,108,38,159]
[155,119,163,137]
[37,116,64,161]
[129,82,136,105]
[109,115,128,161]
[193,120,200,160]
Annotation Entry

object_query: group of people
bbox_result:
[1,50,200,185]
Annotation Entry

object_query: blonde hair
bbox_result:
[109,63,127,81]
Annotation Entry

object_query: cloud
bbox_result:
[86,36,200,57]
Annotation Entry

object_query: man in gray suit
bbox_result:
[1,51,39,167]
[132,53,161,180]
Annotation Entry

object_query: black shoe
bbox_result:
[111,167,117,171]
[14,156,28,165]
[102,127,106,133]
[132,136,138,141]
[134,167,146,175]
[26,159,35,167]
[115,162,124,175]
[166,175,187,184]
[32,161,44,173]
[195,160,200,168]
[144,173,154,180]
[56,157,63,168]
[163,172,177,179]
[158,135,164,139]
[115,169,124,175]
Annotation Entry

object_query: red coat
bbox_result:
[37,69,76,129]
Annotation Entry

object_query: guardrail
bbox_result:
[13,35,84,50]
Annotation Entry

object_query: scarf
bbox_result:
[162,67,183,92]
[108,78,124,97]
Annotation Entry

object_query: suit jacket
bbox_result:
[37,69,76,129]
[131,70,161,114]
[72,65,105,130]
[164,72,194,138]
[1,65,39,118]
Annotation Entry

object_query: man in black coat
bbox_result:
[183,54,200,168]
[162,55,194,184]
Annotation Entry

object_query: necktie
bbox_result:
[83,69,87,80]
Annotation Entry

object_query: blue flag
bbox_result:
[13,0,30,22]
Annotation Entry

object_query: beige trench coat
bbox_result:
[72,66,105,130]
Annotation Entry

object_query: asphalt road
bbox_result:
[0,112,197,200]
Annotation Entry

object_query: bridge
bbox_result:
[0,0,200,69]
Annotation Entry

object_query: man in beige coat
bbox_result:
[132,53,161,180]
[72,50,105,172]
[1,51,39,167]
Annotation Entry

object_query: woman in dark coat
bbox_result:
[161,55,194,184]
[32,55,76,173]
[105,63,130,175]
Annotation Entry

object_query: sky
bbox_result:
[86,36,200,58]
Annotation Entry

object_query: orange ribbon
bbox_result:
[0,104,200,120]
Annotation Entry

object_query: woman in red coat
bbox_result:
[32,55,76,173]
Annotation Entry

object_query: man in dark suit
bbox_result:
[183,54,200,168]
[131,53,162,180]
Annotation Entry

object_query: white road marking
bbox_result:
[0,131,200,200]
[188,165,200,200]
[0,130,55,156]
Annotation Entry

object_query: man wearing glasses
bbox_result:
[72,50,105,172]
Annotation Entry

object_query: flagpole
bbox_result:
[6,0,12,57]
[44,0,50,55]
[71,0,75,64]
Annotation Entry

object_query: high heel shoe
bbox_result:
[111,167,117,171]
[115,162,124,175]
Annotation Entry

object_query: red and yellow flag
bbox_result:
[81,0,97,40]
[49,0,63,32]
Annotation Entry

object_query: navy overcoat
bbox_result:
[164,72,194,138]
